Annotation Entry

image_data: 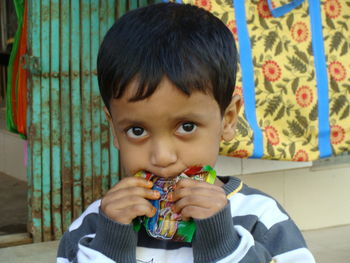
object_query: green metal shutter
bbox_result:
[27,0,162,242]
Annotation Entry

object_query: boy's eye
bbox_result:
[126,127,148,138]
[177,122,197,134]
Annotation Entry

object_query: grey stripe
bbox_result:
[263,219,307,256]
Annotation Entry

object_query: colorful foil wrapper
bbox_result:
[134,165,216,242]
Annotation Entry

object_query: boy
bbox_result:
[57,3,315,263]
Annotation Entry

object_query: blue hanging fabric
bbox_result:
[234,0,264,158]
[308,0,332,158]
[267,0,305,17]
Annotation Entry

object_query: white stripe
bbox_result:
[69,200,101,231]
[136,246,193,263]
[135,226,254,263]
[77,234,115,263]
[229,193,289,229]
[273,247,316,263]
[56,257,70,263]
[217,225,255,263]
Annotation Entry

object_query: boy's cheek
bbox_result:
[119,148,148,177]
[181,142,219,167]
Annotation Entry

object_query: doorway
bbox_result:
[0,0,31,247]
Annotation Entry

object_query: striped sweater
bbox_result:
[57,176,315,263]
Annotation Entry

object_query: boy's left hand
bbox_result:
[169,179,227,221]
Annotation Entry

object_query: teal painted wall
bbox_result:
[26,0,162,242]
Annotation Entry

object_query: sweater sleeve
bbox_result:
[192,191,316,263]
[56,201,138,263]
[192,202,272,263]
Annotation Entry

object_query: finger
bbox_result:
[168,187,225,202]
[103,196,157,222]
[169,186,223,202]
[108,176,153,193]
[172,195,227,214]
[111,204,157,224]
[180,206,213,221]
[120,204,157,219]
[175,178,210,189]
[174,178,223,191]
[103,194,150,210]
[104,186,160,202]
[101,186,160,212]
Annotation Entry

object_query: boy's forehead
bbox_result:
[109,77,220,120]
[111,76,214,105]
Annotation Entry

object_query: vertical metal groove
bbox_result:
[29,0,43,243]
[99,0,110,195]
[50,0,62,239]
[71,0,83,220]
[81,0,93,208]
[117,0,126,18]
[91,0,102,201]
[60,0,72,233]
[108,0,119,187]
[130,0,138,10]
[41,0,52,242]
[26,0,33,239]
[139,0,148,7]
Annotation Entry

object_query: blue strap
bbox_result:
[267,0,305,17]
[309,0,332,158]
[234,0,264,158]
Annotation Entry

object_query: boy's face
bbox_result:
[107,77,241,179]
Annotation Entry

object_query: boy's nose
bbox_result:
[150,139,177,170]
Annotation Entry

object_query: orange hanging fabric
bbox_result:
[6,0,27,137]
[16,0,28,136]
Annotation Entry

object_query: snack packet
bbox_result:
[134,165,216,242]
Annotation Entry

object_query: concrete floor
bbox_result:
[0,224,349,263]
[0,172,27,235]
[303,225,350,263]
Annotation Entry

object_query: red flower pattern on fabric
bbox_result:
[262,60,282,82]
[293,150,309,162]
[329,61,346,81]
[257,0,273,18]
[195,0,212,11]
[324,0,341,19]
[265,126,280,145]
[291,22,309,42]
[229,149,249,158]
[330,125,345,145]
[227,20,238,41]
[296,86,313,108]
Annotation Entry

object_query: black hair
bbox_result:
[97,2,238,115]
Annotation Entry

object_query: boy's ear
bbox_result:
[222,94,242,142]
[104,107,120,149]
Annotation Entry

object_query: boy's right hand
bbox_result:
[101,177,160,225]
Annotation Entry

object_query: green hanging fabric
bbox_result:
[6,0,25,134]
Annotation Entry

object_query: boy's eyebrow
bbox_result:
[172,112,210,122]
[115,118,147,128]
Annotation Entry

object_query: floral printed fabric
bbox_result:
[184,0,350,161]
